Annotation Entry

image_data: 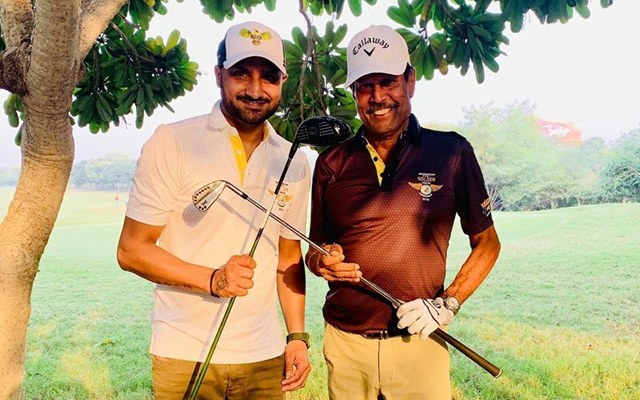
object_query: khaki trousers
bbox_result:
[323,323,451,400]
[151,354,285,400]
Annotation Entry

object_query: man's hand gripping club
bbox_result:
[396,297,454,340]
[210,254,257,297]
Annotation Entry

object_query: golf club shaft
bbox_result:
[247,143,299,257]
[187,296,236,400]
[217,180,502,378]
[188,149,299,398]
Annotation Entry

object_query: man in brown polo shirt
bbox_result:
[306,25,501,399]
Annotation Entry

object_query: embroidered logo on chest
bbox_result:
[408,173,442,200]
[268,181,293,210]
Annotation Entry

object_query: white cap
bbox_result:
[345,25,411,87]
[219,22,286,74]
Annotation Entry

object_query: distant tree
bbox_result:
[561,137,608,205]
[71,154,136,190]
[85,153,136,190]
[600,128,640,202]
[70,160,90,188]
[459,101,575,211]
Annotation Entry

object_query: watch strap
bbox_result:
[286,332,310,348]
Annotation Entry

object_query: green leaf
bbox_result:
[387,3,415,27]
[333,24,348,47]
[471,25,492,41]
[166,29,180,51]
[89,121,101,134]
[424,43,436,80]
[480,51,500,73]
[575,3,590,18]
[348,0,362,16]
[263,0,276,11]
[291,27,308,53]
[409,42,425,79]
[14,125,23,145]
[472,52,485,83]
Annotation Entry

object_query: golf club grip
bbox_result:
[434,328,501,378]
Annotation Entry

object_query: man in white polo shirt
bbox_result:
[117,21,311,399]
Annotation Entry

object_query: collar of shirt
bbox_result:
[207,101,274,184]
[350,114,422,190]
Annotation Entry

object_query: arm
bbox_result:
[442,224,501,304]
[117,216,256,297]
[277,237,311,391]
[397,225,500,339]
[305,156,360,282]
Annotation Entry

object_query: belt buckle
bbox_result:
[362,330,390,340]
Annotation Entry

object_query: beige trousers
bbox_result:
[323,323,451,400]
[151,354,285,400]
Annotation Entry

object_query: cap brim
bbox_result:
[345,60,408,87]
[223,51,287,74]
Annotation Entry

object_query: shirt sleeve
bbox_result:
[308,155,332,246]
[126,125,182,226]
[454,140,494,235]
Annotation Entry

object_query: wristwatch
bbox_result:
[442,296,460,315]
[286,332,310,348]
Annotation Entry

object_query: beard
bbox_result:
[220,88,280,125]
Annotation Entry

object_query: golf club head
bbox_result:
[192,180,227,212]
[293,115,352,147]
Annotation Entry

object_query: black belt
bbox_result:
[360,328,408,340]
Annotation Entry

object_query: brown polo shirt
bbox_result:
[309,114,494,334]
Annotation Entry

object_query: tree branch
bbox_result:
[0,0,34,49]
[0,0,33,94]
[78,0,128,60]
[109,22,147,70]
[28,0,82,111]
[297,1,313,120]
[0,44,29,94]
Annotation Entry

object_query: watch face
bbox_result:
[445,296,460,311]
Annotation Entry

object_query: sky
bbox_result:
[1,0,639,168]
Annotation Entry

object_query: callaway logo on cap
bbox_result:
[345,25,411,87]
[217,21,287,74]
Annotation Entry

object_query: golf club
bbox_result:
[193,179,502,378]
[187,116,351,398]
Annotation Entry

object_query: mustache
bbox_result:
[237,95,270,104]
[365,102,398,114]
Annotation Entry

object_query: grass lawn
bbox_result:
[1,187,639,399]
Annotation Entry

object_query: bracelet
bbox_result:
[286,332,310,348]
[209,269,219,297]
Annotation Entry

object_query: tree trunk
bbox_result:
[0,0,81,397]
[0,127,73,398]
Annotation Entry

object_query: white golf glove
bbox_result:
[396,297,454,340]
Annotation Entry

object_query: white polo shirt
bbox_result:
[126,101,310,364]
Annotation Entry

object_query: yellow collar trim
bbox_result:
[228,124,269,185]
[364,139,386,186]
